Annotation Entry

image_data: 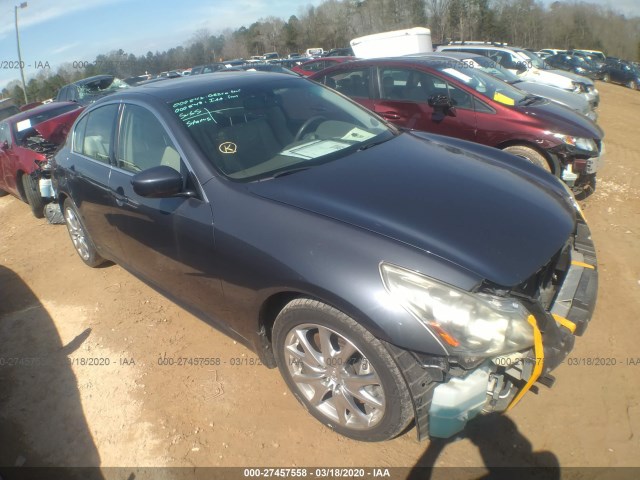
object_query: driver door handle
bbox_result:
[378,112,401,120]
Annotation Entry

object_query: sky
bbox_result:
[1,0,639,92]
[0,0,324,90]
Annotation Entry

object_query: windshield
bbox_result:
[78,77,128,100]
[170,78,394,181]
[432,61,527,106]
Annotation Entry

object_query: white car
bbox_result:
[436,44,599,108]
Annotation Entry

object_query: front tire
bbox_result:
[63,198,105,267]
[602,73,610,83]
[273,298,414,441]
[21,174,46,218]
[627,79,637,90]
[502,145,553,173]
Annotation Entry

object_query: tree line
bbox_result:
[2,0,639,105]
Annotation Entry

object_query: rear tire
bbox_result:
[21,174,46,218]
[503,145,553,173]
[273,298,414,441]
[63,198,105,267]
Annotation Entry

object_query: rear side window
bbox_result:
[72,104,118,163]
[321,67,371,98]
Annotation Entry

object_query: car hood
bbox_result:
[548,69,594,87]
[515,99,603,138]
[248,132,576,287]
[33,108,84,145]
[517,81,590,115]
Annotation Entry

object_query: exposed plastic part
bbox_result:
[39,177,54,198]
[561,164,578,186]
[428,363,490,438]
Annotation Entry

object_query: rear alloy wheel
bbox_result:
[627,79,638,90]
[503,145,553,174]
[273,298,414,441]
[63,198,105,267]
[602,73,610,83]
[21,174,46,218]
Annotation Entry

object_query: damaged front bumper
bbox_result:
[405,218,598,440]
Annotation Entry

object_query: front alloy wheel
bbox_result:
[63,199,105,267]
[273,298,413,441]
[283,323,385,430]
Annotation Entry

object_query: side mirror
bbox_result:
[428,94,452,109]
[1,140,9,150]
[428,95,457,116]
[132,165,186,198]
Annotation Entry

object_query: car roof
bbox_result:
[4,101,80,124]
[105,71,308,104]
[71,74,115,86]
[314,56,474,68]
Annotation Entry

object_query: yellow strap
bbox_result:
[571,260,595,270]
[553,313,577,334]
[507,315,544,411]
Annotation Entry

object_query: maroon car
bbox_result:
[310,57,605,196]
[292,56,355,77]
[0,102,83,217]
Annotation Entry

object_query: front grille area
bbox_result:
[512,239,572,311]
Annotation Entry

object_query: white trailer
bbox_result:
[350,27,433,58]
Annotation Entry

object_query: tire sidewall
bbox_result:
[273,299,413,442]
[21,174,45,218]
[63,198,104,267]
[503,145,552,173]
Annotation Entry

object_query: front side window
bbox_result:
[170,77,393,181]
[117,104,182,173]
[73,104,118,163]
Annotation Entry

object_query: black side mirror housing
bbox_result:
[428,94,452,109]
[1,140,9,150]
[428,95,457,116]
[132,166,184,198]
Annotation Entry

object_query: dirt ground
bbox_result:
[1,82,639,477]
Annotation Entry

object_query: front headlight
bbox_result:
[553,133,597,152]
[380,263,534,356]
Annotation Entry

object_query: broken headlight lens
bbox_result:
[380,263,533,356]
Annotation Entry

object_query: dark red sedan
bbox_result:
[291,56,355,76]
[310,56,604,196]
[0,102,83,217]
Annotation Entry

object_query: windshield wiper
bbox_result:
[357,138,393,151]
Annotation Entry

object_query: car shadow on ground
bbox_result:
[407,413,560,480]
[0,265,104,479]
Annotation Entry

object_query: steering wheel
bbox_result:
[294,115,327,142]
